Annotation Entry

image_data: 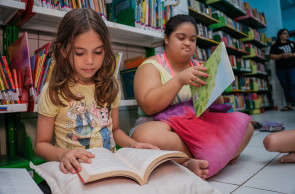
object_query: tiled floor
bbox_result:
[207,110,295,194]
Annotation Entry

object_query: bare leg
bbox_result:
[263,129,295,163]
[280,152,295,163]
[214,95,224,104]
[229,122,254,164]
[131,121,209,179]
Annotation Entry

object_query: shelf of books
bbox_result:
[209,15,247,39]
[235,2,267,29]
[21,6,163,48]
[202,0,272,114]
[0,0,25,25]
[205,0,246,18]
[188,7,219,26]
[241,28,268,48]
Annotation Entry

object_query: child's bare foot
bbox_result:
[280,152,295,163]
[182,158,209,180]
[229,155,240,165]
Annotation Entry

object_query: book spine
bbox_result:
[17,69,23,96]
[2,57,19,104]
[12,69,21,100]
[0,76,7,104]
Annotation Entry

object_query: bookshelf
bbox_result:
[188,7,219,25]
[201,0,272,113]
[197,35,219,47]
[205,0,246,18]
[0,1,165,178]
[21,6,163,48]
[0,0,25,25]
[0,104,27,113]
[209,17,248,39]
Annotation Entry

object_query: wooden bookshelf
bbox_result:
[188,7,219,26]
[197,35,219,47]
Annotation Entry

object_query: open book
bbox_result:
[190,41,235,117]
[77,147,188,185]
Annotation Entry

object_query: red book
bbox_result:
[17,69,23,95]
[12,69,21,99]
[2,56,20,103]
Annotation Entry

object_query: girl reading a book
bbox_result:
[34,8,158,175]
[130,14,254,179]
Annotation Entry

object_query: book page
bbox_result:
[190,42,234,116]
[81,148,131,175]
[207,42,234,106]
[115,148,187,179]
[0,168,43,194]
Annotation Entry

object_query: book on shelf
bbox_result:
[190,41,235,117]
[2,56,19,104]
[33,42,51,94]
[124,55,146,69]
[114,52,123,78]
[39,58,52,93]
[0,52,17,104]
[8,32,33,107]
[77,147,188,185]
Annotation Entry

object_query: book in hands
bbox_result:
[190,41,235,117]
[77,147,188,185]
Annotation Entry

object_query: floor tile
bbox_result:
[207,181,238,194]
[247,132,270,147]
[239,146,279,163]
[208,160,265,185]
[243,155,295,194]
[232,186,285,194]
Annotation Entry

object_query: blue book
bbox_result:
[39,58,51,93]
[30,55,36,76]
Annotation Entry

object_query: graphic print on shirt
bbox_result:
[90,103,115,150]
[64,92,113,150]
[279,44,292,54]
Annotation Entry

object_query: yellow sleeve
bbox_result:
[38,83,59,117]
[112,88,121,108]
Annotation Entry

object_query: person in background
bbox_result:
[34,8,158,176]
[264,129,295,163]
[270,29,295,111]
[130,14,254,179]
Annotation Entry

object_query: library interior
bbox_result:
[0,0,295,193]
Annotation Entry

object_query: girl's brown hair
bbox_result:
[49,8,118,107]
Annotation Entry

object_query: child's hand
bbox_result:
[132,142,160,150]
[59,149,95,174]
[176,66,209,88]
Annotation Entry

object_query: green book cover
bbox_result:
[190,42,234,117]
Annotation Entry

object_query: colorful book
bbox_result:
[8,32,33,107]
[2,56,19,103]
[8,32,33,93]
[0,53,15,104]
[39,58,51,93]
[190,42,235,117]
[114,52,123,78]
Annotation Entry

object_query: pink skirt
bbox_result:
[154,100,251,177]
